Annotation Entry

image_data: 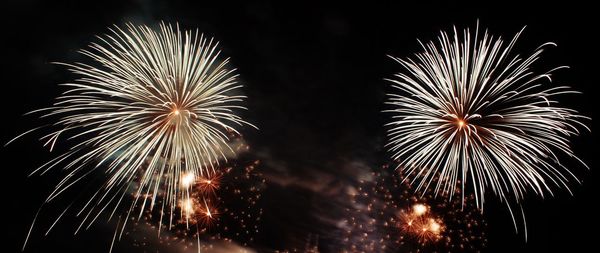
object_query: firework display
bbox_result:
[13,23,256,250]
[385,26,589,208]
[343,166,487,252]
[5,6,592,252]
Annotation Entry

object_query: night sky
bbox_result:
[2,1,598,252]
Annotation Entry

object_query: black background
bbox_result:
[2,1,597,252]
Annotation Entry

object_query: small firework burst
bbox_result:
[197,173,223,195]
[398,203,444,244]
[343,165,487,252]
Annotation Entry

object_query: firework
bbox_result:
[385,25,589,208]
[12,22,255,249]
[197,173,223,195]
[398,203,444,243]
[343,167,487,252]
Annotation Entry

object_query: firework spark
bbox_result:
[385,25,589,208]
[343,167,487,252]
[12,22,255,248]
[197,173,223,195]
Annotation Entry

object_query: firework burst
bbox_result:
[12,22,255,248]
[385,25,589,208]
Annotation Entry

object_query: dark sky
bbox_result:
[2,1,598,252]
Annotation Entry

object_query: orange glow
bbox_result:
[429,219,441,233]
[182,198,195,216]
[196,199,218,227]
[173,109,180,115]
[204,208,213,218]
[457,119,465,128]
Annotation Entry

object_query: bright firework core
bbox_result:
[457,119,466,128]
[181,172,196,188]
[429,220,441,232]
[169,106,189,126]
[413,203,428,216]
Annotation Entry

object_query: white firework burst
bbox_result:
[12,23,254,239]
[385,26,589,208]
